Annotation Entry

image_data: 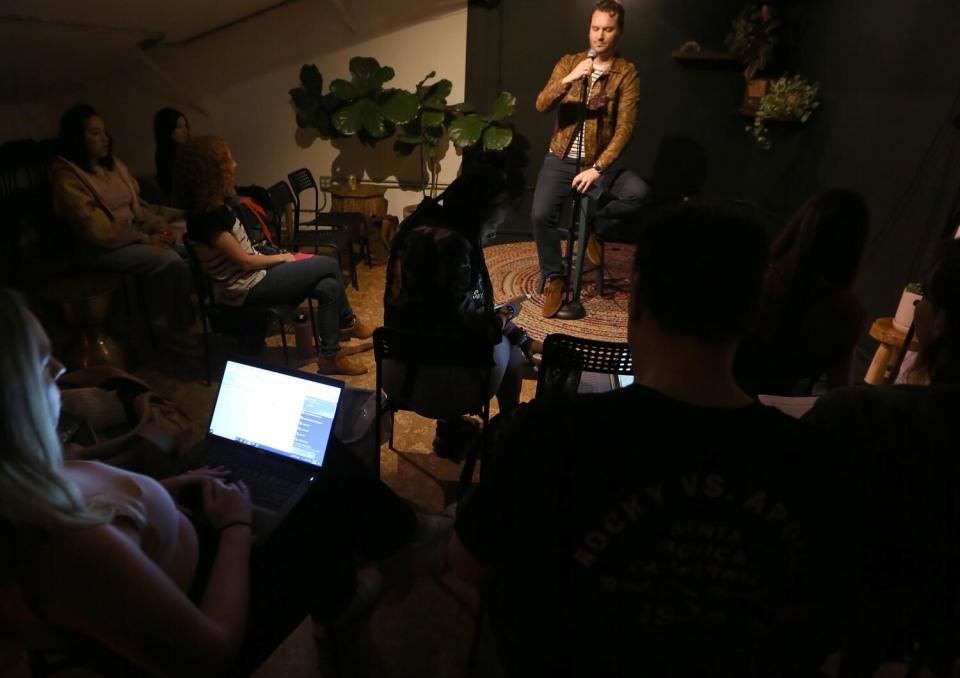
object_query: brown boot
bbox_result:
[541,277,566,318]
[586,234,602,267]
[339,317,374,341]
[317,352,368,376]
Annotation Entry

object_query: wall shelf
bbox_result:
[671,49,741,67]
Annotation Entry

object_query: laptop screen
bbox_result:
[209,360,342,467]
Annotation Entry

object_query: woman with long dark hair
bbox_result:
[154,107,190,204]
[734,189,869,395]
[51,103,198,352]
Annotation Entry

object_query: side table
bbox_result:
[330,183,389,262]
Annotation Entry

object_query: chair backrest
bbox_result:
[267,180,296,244]
[287,167,326,218]
[536,333,633,397]
[180,235,216,312]
[373,325,494,417]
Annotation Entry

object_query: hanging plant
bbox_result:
[747,75,820,150]
[725,2,779,80]
[289,57,515,195]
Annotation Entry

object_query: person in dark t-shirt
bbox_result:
[450,199,853,677]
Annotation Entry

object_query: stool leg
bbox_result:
[865,343,893,385]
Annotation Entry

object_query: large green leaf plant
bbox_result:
[290,57,516,195]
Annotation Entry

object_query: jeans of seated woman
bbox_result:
[88,243,195,332]
[243,256,354,357]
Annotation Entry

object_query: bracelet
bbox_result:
[219,521,253,533]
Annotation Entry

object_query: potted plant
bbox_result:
[725,2,779,81]
[289,57,516,197]
[893,282,924,332]
[746,74,820,150]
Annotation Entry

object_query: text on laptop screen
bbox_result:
[209,361,341,466]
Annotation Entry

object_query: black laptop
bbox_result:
[201,358,344,542]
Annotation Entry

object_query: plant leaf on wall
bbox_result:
[488,92,517,122]
[300,64,324,92]
[381,90,421,124]
[349,56,395,89]
[482,125,513,151]
[420,110,445,129]
[448,114,488,149]
[421,79,453,109]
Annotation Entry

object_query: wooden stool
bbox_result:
[865,317,920,385]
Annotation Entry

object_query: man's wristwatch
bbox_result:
[592,162,604,174]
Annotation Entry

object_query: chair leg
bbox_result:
[467,604,486,668]
[344,247,358,291]
[307,299,320,356]
[134,277,159,352]
[278,318,290,366]
[597,236,606,297]
[201,319,212,386]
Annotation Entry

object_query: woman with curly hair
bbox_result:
[51,103,198,353]
[175,136,371,375]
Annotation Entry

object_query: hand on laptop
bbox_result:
[162,466,230,495]
[203,477,253,529]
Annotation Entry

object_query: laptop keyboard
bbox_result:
[202,447,305,512]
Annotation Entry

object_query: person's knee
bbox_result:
[313,277,341,305]
[531,199,559,230]
[618,174,650,204]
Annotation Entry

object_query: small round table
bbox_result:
[864,317,920,385]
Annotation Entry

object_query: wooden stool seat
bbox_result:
[865,317,920,385]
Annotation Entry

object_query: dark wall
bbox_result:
[467,0,960,373]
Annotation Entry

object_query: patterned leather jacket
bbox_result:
[535,51,640,171]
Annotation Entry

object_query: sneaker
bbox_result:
[339,341,373,356]
[339,317,374,341]
[317,352,368,376]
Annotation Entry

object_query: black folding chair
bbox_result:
[372,326,494,498]
[535,333,634,397]
[267,179,359,290]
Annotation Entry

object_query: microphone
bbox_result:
[584,49,598,84]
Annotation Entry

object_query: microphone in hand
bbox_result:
[584,49,598,83]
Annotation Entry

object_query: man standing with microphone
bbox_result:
[532,0,649,318]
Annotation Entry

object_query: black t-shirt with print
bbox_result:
[456,384,853,677]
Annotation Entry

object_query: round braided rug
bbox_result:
[485,241,634,342]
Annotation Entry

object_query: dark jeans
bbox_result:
[243,255,354,356]
[88,243,195,331]
[188,441,418,675]
[531,153,649,282]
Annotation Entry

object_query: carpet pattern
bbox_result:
[485,241,634,343]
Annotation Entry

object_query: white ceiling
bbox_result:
[0,0,466,104]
